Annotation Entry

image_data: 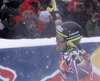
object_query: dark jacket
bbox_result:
[7,20,41,39]
[86,19,98,37]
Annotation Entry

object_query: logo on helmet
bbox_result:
[69,31,79,36]
[56,25,63,32]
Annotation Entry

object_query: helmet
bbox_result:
[56,21,83,44]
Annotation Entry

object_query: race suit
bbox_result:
[59,42,92,81]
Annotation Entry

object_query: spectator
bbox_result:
[86,13,100,37]
[39,2,56,38]
[7,3,45,39]
[85,0,100,37]
[39,7,53,24]
[56,0,70,22]
[39,3,54,26]
[64,0,94,37]
[0,0,22,38]
[14,0,39,23]
[67,0,80,11]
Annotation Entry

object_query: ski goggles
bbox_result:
[56,31,67,43]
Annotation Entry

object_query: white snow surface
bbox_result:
[0,37,100,49]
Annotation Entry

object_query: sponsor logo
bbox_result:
[0,65,17,81]
[56,25,63,32]
[69,34,80,40]
[69,31,79,36]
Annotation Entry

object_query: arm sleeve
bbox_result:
[86,19,98,37]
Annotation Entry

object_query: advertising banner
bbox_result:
[0,37,99,81]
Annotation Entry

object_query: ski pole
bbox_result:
[73,60,79,81]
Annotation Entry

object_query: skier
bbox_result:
[48,21,92,81]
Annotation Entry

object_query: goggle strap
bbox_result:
[56,31,68,38]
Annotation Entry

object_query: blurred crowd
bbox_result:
[0,0,100,39]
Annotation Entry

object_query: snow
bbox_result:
[0,36,100,49]
[40,69,60,81]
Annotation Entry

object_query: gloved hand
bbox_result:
[55,19,62,27]
[67,42,83,64]
[71,54,82,64]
